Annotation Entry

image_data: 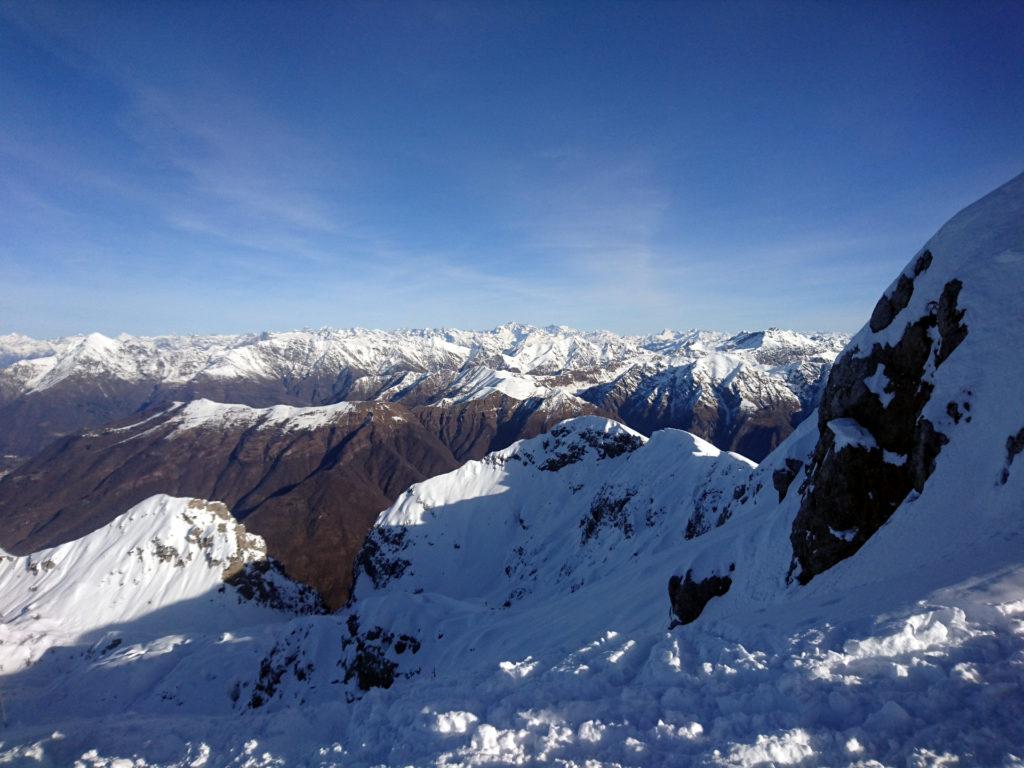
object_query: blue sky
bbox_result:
[1,1,1022,338]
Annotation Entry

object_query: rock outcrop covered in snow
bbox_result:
[788,171,1023,583]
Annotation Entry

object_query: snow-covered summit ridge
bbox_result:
[0,494,323,660]
[341,416,755,688]
[162,398,360,434]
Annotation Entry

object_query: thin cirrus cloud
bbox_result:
[1,1,1022,338]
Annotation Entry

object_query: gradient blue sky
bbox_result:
[2,1,1022,338]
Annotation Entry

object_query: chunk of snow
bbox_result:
[499,657,538,678]
[828,418,878,451]
[863,363,895,408]
[829,526,858,542]
[883,450,907,466]
[714,728,814,766]
[433,711,479,735]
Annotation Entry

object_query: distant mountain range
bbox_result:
[0,323,846,462]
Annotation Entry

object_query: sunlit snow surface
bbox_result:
[2,173,1024,766]
[2,419,1022,766]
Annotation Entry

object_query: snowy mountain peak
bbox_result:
[0,495,322,651]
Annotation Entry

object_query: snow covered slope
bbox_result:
[0,495,323,675]
[336,417,755,686]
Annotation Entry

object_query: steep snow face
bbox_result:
[341,416,755,688]
[0,495,323,675]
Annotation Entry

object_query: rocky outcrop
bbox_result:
[789,251,969,584]
[772,458,804,502]
[1000,427,1024,485]
[668,567,733,625]
[340,615,421,693]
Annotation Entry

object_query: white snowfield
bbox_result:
[2,173,1024,767]
[0,322,846,413]
[165,398,359,434]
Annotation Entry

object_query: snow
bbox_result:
[0,332,56,367]
[828,417,879,451]
[167,398,356,434]
[829,525,858,542]
[712,728,814,766]
[0,496,311,678]
[436,366,549,404]
[2,173,1024,766]
[883,450,907,466]
[863,363,895,408]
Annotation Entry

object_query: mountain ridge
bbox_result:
[0,323,846,464]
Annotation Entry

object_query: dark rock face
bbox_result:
[248,629,317,709]
[1000,427,1024,485]
[340,615,421,692]
[789,259,969,584]
[538,423,643,472]
[772,458,804,503]
[222,560,328,615]
[355,525,412,590]
[580,486,638,543]
[668,567,733,625]
[869,251,933,333]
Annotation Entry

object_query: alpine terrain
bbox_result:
[0,326,844,607]
[1,172,1023,768]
